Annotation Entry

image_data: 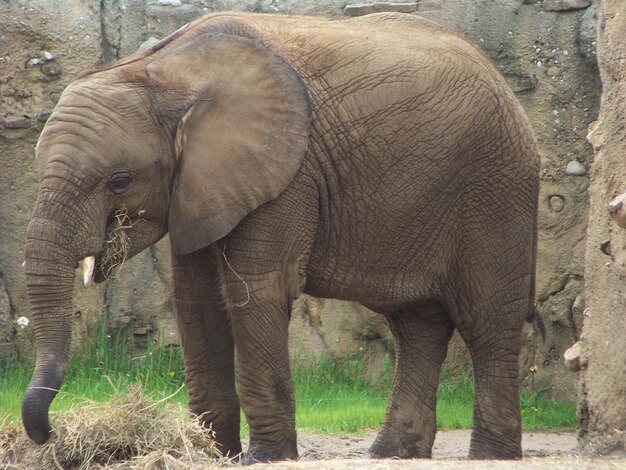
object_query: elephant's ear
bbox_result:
[147,31,311,256]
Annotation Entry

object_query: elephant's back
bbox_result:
[247,11,539,192]
[266,14,536,173]
[177,12,526,145]
[258,13,531,149]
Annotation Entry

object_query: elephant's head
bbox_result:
[22,17,311,444]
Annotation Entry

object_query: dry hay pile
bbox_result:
[1,386,228,469]
[99,207,136,279]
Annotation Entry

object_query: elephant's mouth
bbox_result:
[81,207,141,286]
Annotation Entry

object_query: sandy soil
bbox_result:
[247,430,626,469]
[296,429,578,459]
[3,427,624,469]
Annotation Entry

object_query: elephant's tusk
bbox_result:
[82,256,96,288]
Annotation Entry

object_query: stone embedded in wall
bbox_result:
[543,0,593,11]
[40,62,62,78]
[343,2,418,17]
[35,111,53,122]
[564,340,585,371]
[577,5,598,61]
[40,51,55,61]
[547,66,560,76]
[504,72,538,93]
[549,195,566,212]
[25,50,62,82]
[566,160,587,176]
[26,50,57,67]
[1,118,30,129]
[608,192,626,229]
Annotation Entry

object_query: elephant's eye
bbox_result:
[107,172,132,194]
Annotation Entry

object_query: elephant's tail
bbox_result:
[527,307,546,343]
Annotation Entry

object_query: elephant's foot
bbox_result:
[242,437,298,465]
[369,429,433,459]
[195,411,242,459]
[468,425,522,460]
[215,439,243,461]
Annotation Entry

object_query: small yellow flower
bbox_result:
[169,371,176,378]
[529,365,539,374]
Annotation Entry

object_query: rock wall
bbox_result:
[568,0,625,452]
[0,0,601,400]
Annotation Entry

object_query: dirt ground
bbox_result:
[3,427,625,469]
[246,430,626,470]
[295,429,577,459]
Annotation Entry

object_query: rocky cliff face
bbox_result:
[571,0,625,452]
[0,0,603,401]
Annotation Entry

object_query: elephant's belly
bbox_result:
[303,241,447,307]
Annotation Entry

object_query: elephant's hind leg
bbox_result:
[370,302,454,459]
[454,295,527,459]
[465,325,524,459]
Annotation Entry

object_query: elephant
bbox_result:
[22,11,540,463]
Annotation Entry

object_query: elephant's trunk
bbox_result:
[22,202,84,443]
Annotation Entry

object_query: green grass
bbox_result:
[1,322,575,434]
[291,353,391,434]
[1,323,189,426]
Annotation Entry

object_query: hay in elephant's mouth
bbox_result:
[98,207,137,279]
[3,385,228,469]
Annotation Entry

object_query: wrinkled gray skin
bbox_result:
[22,12,540,463]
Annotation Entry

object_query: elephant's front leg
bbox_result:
[172,247,242,458]
[225,271,298,464]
